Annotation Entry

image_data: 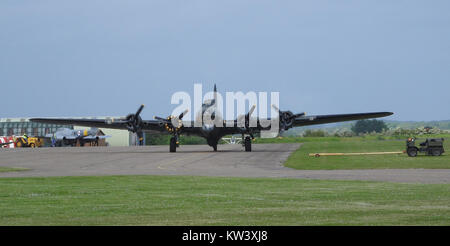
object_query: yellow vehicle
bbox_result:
[14,136,44,148]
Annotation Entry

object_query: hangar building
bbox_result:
[0,117,139,146]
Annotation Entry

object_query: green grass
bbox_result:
[254,134,450,143]
[0,175,449,225]
[0,167,29,173]
[278,137,450,170]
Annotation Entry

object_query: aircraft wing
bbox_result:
[30,118,128,130]
[29,118,165,132]
[83,135,112,140]
[61,136,77,140]
[292,112,393,127]
[225,110,392,133]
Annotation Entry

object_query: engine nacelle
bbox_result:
[125,113,142,132]
[165,115,183,133]
[279,111,295,130]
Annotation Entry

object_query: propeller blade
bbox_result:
[292,112,306,118]
[243,105,257,137]
[178,109,189,120]
[136,104,145,117]
[272,104,304,119]
[248,105,256,117]
[271,104,280,112]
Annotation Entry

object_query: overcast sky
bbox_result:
[1,0,449,121]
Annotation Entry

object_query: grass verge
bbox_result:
[0,175,449,225]
[0,167,30,173]
[280,137,449,170]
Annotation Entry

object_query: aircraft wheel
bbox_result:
[170,137,177,152]
[407,147,417,157]
[244,136,252,152]
[29,143,36,148]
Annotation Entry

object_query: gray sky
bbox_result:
[1,0,449,121]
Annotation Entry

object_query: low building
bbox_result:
[0,117,73,137]
[0,117,137,147]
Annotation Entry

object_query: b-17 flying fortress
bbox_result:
[31,85,393,152]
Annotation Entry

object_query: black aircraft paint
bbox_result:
[30,85,393,152]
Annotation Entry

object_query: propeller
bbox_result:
[124,104,145,145]
[178,109,189,121]
[272,104,305,131]
[154,109,189,134]
[245,105,257,139]
[235,105,257,139]
[245,105,256,124]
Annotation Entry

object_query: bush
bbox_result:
[333,130,355,137]
[303,129,327,137]
[145,133,206,145]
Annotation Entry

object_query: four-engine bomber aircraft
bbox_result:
[31,85,393,152]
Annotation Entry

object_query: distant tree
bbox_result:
[351,119,388,135]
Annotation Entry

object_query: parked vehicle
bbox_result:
[406,138,445,157]
[14,135,44,148]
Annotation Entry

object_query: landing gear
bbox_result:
[207,139,219,152]
[244,136,252,152]
[137,131,144,146]
[170,137,177,152]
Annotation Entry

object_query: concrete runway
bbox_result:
[1,144,449,183]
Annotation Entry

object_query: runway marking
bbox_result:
[157,154,198,171]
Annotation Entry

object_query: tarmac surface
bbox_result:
[1,143,450,183]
